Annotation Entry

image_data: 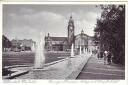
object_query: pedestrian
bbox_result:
[107,51,112,65]
[97,52,100,60]
[97,50,101,60]
[103,51,108,65]
[100,51,103,59]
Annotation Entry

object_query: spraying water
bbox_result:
[31,43,35,52]
[86,48,87,54]
[71,44,74,57]
[83,46,85,54]
[34,32,45,69]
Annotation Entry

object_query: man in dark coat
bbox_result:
[107,51,112,65]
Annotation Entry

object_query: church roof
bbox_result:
[50,37,68,41]
[75,33,89,37]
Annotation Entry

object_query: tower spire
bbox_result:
[68,15,74,25]
[67,14,75,48]
[70,14,72,19]
[81,29,84,33]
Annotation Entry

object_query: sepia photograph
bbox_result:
[2,4,125,80]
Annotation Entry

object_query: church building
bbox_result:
[45,16,96,52]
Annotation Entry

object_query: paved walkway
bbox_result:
[14,54,91,79]
[77,55,125,80]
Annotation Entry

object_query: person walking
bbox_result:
[107,51,112,65]
[103,51,108,65]
[97,52,100,60]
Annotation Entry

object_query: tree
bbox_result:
[94,5,125,65]
[2,35,12,51]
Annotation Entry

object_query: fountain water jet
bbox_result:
[34,32,45,69]
[71,44,74,57]
[67,44,74,68]
[32,43,36,52]
[86,48,87,55]
[83,46,85,54]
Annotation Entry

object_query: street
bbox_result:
[77,55,125,80]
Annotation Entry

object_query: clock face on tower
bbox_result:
[69,26,73,30]
[69,26,74,38]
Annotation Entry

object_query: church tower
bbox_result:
[67,15,75,48]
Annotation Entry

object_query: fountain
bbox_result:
[83,46,85,54]
[86,48,88,54]
[71,44,74,57]
[90,49,92,55]
[34,32,45,69]
[31,43,35,52]
[67,43,74,68]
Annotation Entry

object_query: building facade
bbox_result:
[45,16,96,52]
[75,30,88,53]
[11,39,36,51]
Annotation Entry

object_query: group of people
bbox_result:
[98,50,113,65]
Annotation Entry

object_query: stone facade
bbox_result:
[45,35,68,51]
[11,39,36,51]
[45,16,96,52]
[75,30,88,53]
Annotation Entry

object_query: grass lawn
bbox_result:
[2,51,70,67]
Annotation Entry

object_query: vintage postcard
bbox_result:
[0,1,127,85]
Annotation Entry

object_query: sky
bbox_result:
[3,4,102,41]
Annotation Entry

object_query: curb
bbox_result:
[66,55,92,79]
[3,70,29,79]
[45,58,67,67]
[3,58,67,79]
[4,58,67,69]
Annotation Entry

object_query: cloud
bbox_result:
[3,5,102,41]
[5,11,67,41]
[19,8,34,14]
[73,11,101,36]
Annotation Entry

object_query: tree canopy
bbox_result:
[94,5,125,65]
[2,35,12,51]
